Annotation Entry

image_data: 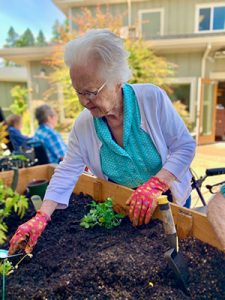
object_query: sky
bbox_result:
[0,0,66,47]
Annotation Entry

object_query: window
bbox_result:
[139,9,164,39]
[168,84,191,112]
[197,4,225,32]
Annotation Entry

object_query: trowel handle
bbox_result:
[158,196,176,234]
[158,196,178,251]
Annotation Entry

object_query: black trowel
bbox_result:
[157,196,190,295]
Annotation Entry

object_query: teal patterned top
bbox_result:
[220,184,225,197]
[93,83,162,188]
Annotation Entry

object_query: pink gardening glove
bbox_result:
[126,176,169,226]
[9,211,50,255]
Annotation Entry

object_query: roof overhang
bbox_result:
[0,67,27,82]
[0,46,55,64]
[148,34,225,54]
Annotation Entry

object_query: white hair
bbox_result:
[64,29,132,85]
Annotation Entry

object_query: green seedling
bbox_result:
[80,197,125,229]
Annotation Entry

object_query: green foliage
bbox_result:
[126,39,174,86]
[80,197,125,229]
[10,85,28,115]
[0,180,28,244]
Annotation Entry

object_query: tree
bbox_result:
[4,26,19,47]
[36,30,47,46]
[10,85,28,115]
[16,28,35,47]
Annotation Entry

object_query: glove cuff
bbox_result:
[147,176,169,192]
[36,210,51,223]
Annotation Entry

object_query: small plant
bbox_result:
[0,254,33,300]
[0,180,28,244]
[80,197,125,229]
[0,259,13,276]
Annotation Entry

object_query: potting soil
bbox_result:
[2,193,225,300]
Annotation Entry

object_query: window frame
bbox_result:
[195,2,225,33]
[138,8,164,39]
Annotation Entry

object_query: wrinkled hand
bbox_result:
[126,176,169,226]
[9,211,50,255]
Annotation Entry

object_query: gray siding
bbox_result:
[163,52,202,77]
[30,62,55,101]
[71,0,225,36]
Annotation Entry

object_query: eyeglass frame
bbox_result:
[75,81,107,100]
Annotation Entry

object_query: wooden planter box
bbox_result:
[0,164,223,252]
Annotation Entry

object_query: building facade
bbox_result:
[54,0,225,144]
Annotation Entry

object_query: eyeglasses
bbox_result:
[75,81,107,100]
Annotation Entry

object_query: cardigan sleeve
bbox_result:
[157,87,196,180]
[44,120,85,209]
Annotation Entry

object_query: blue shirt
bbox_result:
[8,126,32,151]
[34,124,67,163]
[94,83,162,188]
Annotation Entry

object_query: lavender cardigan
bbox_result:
[44,84,196,207]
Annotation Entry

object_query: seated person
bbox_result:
[6,114,32,151]
[34,105,67,164]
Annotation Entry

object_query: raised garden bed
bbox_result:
[1,193,225,299]
[1,165,225,299]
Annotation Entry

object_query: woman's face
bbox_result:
[70,62,121,118]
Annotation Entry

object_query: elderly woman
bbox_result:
[9,29,196,254]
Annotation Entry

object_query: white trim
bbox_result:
[165,77,197,124]
[195,2,225,33]
[138,8,164,39]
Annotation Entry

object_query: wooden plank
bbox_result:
[0,166,224,251]
[0,165,51,194]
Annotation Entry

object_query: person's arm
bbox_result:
[40,199,58,217]
[156,168,176,188]
[127,86,195,226]
[9,120,86,254]
[207,185,225,250]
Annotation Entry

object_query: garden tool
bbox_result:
[157,196,190,295]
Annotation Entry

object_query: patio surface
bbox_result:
[190,142,225,207]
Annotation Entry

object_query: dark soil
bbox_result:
[1,193,225,300]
